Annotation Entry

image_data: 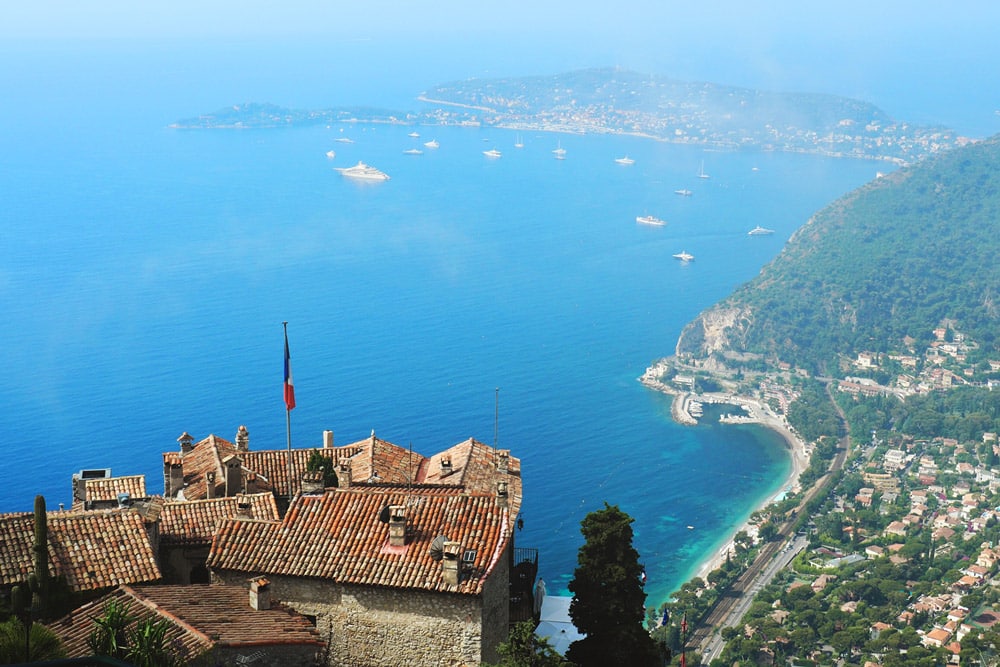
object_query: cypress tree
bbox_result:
[566,503,658,667]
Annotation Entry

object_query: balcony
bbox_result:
[510,547,538,624]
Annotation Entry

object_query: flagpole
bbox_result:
[283,322,294,507]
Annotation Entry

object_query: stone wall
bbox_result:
[213,568,505,667]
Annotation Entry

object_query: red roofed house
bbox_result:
[47,582,324,665]
[208,441,524,666]
[0,509,161,595]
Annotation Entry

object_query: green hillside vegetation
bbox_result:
[678,134,1000,376]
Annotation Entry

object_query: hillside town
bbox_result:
[0,428,534,666]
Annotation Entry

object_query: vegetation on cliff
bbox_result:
[677,134,1000,376]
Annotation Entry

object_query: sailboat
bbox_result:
[698,160,710,179]
[552,141,566,157]
[514,134,524,149]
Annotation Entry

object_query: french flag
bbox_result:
[284,328,296,411]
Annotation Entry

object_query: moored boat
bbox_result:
[748,225,775,235]
[483,148,502,158]
[636,215,666,226]
[334,161,390,180]
[615,156,635,165]
[673,250,694,261]
[674,189,692,196]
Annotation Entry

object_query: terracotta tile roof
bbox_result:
[419,439,522,519]
[47,583,323,661]
[159,494,280,546]
[80,475,147,503]
[0,511,160,591]
[176,434,238,500]
[208,489,511,596]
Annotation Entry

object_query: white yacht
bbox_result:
[325,150,336,159]
[423,139,439,149]
[408,131,420,138]
[674,189,693,196]
[615,156,635,165]
[673,251,694,261]
[483,148,502,158]
[334,161,390,181]
[403,148,423,155]
[334,137,354,144]
[636,215,666,226]
[748,225,775,236]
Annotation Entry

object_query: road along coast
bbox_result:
[639,360,811,586]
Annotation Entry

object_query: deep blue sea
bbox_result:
[0,38,948,606]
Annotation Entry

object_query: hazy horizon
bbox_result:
[4,1,1000,136]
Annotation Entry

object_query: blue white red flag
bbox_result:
[284,329,295,411]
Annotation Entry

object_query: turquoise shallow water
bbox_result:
[0,41,883,606]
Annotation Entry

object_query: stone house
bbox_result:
[47,582,324,665]
[208,444,522,667]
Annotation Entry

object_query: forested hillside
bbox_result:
[677,135,1000,375]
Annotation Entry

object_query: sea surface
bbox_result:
[0,39,917,606]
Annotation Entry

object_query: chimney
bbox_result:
[235,425,249,453]
[335,461,352,489]
[301,469,324,494]
[164,456,184,499]
[206,471,217,499]
[323,430,334,449]
[388,505,407,547]
[497,450,510,474]
[235,493,252,518]
[440,456,453,477]
[178,432,194,454]
[223,455,242,497]
[496,480,509,509]
[249,577,270,611]
[245,472,258,494]
[441,541,463,585]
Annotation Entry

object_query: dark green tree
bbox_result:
[0,617,65,664]
[485,620,566,666]
[306,450,338,488]
[566,503,658,667]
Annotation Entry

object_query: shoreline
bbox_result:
[639,360,810,593]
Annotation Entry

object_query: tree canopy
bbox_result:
[566,503,659,667]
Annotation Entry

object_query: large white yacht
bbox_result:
[673,250,694,261]
[636,215,666,226]
[335,161,390,181]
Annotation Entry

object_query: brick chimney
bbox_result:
[178,432,194,454]
[164,455,184,499]
[440,456,453,477]
[441,541,463,585]
[249,577,270,610]
[335,461,352,489]
[235,493,252,518]
[497,449,510,474]
[235,425,249,453]
[223,455,242,496]
[301,469,324,495]
[323,430,334,448]
[388,505,407,547]
[206,471,217,499]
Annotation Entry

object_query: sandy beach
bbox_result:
[639,361,811,585]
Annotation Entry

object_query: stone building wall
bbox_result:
[212,566,513,667]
